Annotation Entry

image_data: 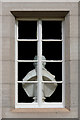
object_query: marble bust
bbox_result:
[22,56,57,102]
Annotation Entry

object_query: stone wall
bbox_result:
[0,1,79,119]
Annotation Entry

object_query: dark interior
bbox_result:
[18,62,35,81]
[18,83,34,103]
[42,21,62,39]
[18,20,62,103]
[18,21,37,39]
[42,41,62,60]
[18,83,62,103]
[18,41,37,60]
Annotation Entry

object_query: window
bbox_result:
[15,19,65,108]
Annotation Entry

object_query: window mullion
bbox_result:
[37,20,42,106]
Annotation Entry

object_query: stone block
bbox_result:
[70,38,78,60]
[65,38,70,61]
[70,15,78,38]
[2,37,11,60]
[0,38,2,61]
[78,61,80,84]
[0,2,2,16]
[2,108,48,118]
[78,82,80,118]
[65,13,70,38]
[65,61,70,84]
[2,108,78,118]
[2,2,78,16]
[70,83,78,108]
[78,16,80,37]
[10,61,15,84]
[65,83,70,109]
[2,84,11,107]
[2,61,15,84]
[78,1,80,16]
[65,15,78,38]
[10,84,15,108]
[78,37,80,60]
[0,66,1,84]
[10,15,15,39]
[70,61,78,84]
[0,84,2,107]
[10,38,15,61]
[65,61,78,108]
[0,17,2,61]
[0,16,1,30]
[2,15,15,38]
[2,16,11,38]
[2,37,15,61]
[2,61,11,84]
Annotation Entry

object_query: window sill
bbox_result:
[11,108,70,113]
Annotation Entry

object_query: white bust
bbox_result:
[22,56,57,102]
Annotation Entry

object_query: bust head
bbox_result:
[33,55,46,68]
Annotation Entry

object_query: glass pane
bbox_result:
[42,41,62,60]
[18,62,37,81]
[18,21,37,39]
[43,62,62,81]
[44,83,62,102]
[18,83,37,103]
[42,21,62,39]
[18,41,37,60]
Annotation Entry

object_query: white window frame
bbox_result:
[15,19,65,108]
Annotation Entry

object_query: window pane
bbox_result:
[18,41,37,60]
[18,62,37,81]
[18,83,37,103]
[18,21,37,39]
[44,83,62,102]
[43,62,62,81]
[42,41,62,60]
[42,21,62,39]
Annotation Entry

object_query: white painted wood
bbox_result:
[17,60,62,62]
[62,21,65,107]
[15,103,39,108]
[42,39,62,41]
[17,39,38,41]
[37,20,42,106]
[17,60,38,62]
[17,81,62,83]
[15,19,64,108]
[41,102,64,108]
[17,81,38,83]
[42,60,63,62]
[15,21,18,107]
[42,81,63,83]
[16,102,63,108]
